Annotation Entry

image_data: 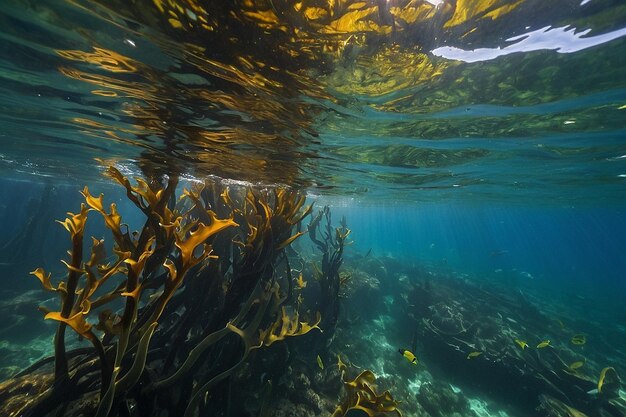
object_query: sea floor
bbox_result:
[262,254,626,417]
[1,256,624,416]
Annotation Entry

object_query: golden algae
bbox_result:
[324,45,449,98]
[443,0,523,28]
[1,165,326,417]
[56,47,138,73]
[332,368,402,417]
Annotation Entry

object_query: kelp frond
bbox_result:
[259,307,322,346]
[333,369,402,417]
[56,203,89,237]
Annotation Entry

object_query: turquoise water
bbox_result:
[1,1,626,416]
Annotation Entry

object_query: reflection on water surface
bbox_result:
[1,0,626,203]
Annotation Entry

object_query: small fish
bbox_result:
[316,354,324,370]
[571,334,586,345]
[515,339,528,350]
[520,271,534,280]
[398,348,418,365]
[568,360,585,371]
[537,340,551,349]
[296,273,307,289]
[555,319,566,329]
[598,367,615,393]
[467,351,483,359]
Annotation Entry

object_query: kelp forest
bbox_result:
[0,167,400,417]
[1,1,626,417]
[2,167,625,417]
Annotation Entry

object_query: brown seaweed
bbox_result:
[332,368,402,417]
[0,166,321,417]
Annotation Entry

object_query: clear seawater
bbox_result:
[1,1,626,417]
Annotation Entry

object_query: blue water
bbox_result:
[334,203,626,302]
[1,1,626,416]
[5,181,625,300]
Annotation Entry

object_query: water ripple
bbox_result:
[0,0,625,204]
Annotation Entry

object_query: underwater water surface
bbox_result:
[1,1,626,417]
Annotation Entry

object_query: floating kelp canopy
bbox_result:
[2,0,625,200]
[7,0,614,199]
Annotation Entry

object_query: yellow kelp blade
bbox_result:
[277,230,307,250]
[45,310,92,337]
[82,187,124,241]
[31,268,56,292]
[338,354,348,374]
[176,214,237,267]
[56,203,89,237]
[296,273,307,289]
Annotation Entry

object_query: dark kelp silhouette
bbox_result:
[308,206,351,342]
[0,166,323,417]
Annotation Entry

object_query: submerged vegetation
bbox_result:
[332,367,402,417]
[0,167,625,417]
[0,166,403,417]
[0,1,625,416]
[6,0,623,199]
[308,206,351,343]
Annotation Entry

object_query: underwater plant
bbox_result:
[308,206,351,341]
[0,167,322,417]
[332,366,402,417]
